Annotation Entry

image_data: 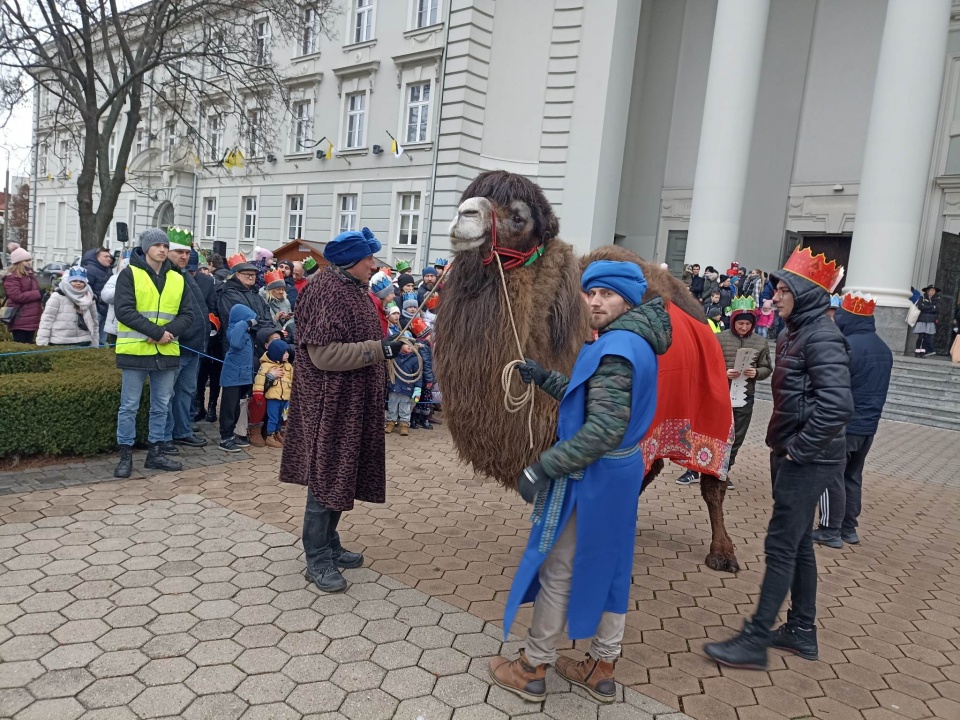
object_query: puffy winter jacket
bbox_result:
[221,305,257,388]
[216,276,277,340]
[917,295,940,324]
[834,309,893,436]
[178,270,210,354]
[102,273,120,336]
[82,249,112,317]
[387,349,423,396]
[2,272,43,333]
[36,290,99,346]
[253,354,293,401]
[765,271,853,464]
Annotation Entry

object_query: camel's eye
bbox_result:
[513,215,523,225]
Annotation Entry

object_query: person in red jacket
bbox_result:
[2,246,43,343]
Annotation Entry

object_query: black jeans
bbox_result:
[219,384,249,440]
[729,396,755,469]
[752,453,840,635]
[11,329,35,344]
[303,488,343,571]
[196,356,222,412]
[820,434,874,531]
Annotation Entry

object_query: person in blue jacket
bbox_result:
[814,293,892,548]
[488,261,671,704]
[219,304,257,452]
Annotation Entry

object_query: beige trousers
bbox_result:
[524,510,626,666]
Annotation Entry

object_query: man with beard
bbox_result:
[417,266,439,305]
[704,247,852,670]
[280,228,403,593]
[489,261,671,704]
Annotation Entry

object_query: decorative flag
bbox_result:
[325,142,337,160]
[391,137,404,157]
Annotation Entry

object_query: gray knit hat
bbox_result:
[140,228,170,252]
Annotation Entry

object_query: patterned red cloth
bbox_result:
[640,302,735,479]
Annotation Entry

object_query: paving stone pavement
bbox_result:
[0,494,689,720]
[2,400,960,719]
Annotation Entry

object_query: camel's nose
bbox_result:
[459,207,480,219]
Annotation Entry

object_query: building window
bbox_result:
[253,18,271,65]
[108,131,117,170]
[338,194,358,233]
[243,196,258,240]
[39,86,49,115]
[128,199,137,237]
[301,6,318,55]
[203,197,217,239]
[397,192,420,246]
[405,81,431,143]
[38,141,48,175]
[247,108,263,157]
[354,0,374,43]
[163,122,176,163]
[290,100,313,153]
[345,92,366,149]
[58,137,71,174]
[207,115,222,162]
[210,33,227,74]
[287,195,305,240]
[415,0,439,28]
[135,129,147,156]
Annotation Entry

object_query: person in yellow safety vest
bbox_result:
[112,228,195,479]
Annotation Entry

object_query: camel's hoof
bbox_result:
[706,553,740,573]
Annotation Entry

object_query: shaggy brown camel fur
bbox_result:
[434,170,739,573]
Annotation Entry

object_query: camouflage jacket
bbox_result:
[538,297,671,479]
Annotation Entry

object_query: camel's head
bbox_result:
[449,170,560,255]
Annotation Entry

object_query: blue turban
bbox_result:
[581,260,647,306]
[323,227,382,268]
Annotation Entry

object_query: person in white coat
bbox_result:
[36,267,99,347]
[101,257,131,345]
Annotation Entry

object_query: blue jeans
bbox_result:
[266,399,288,434]
[165,352,200,440]
[117,368,178,446]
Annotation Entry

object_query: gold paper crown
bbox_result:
[841,291,877,316]
[782,245,844,292]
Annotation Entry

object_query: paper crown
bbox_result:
[302,256,317,271]
[782,245,844,292]
[370,276,393,295]
[425,294,439,311]
[410,317,430,339]
[829,294,842,309]
[167,227,193,248]
[841,291,877,316]
[226,253,247,269]
[263,270,285,289]
[433,257,449,267]
[725,295,756,318]
[66,266,87,282]
[385,303,400,315]
[394,259,411,273]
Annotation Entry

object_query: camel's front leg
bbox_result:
[700,475,740,573]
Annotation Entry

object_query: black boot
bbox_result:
[193,408,206,423]
[332,542,364,569]
[205,402,218,423]
[114,445,133,479]
[704,621,769,670]
[161,441,181,455]
[144,442,182,471]
[304,565,347,593]
[303,494,349,590]
[770,623,818,661]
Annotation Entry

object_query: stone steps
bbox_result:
[755,345,960,431]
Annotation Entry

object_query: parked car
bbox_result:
[37,262,71,287]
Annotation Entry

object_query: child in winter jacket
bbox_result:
[385,340,421,436]
[253,339,293,448]
[219,304,257,452]
[36,267,100,347]
[409,319,435,430]
[755,299,775,338]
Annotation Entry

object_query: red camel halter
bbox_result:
[481,210,545,271]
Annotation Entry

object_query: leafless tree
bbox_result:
[0,0,339,251]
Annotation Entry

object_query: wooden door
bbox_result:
[665,231,688,278]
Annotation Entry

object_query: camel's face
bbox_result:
[449,196,538,253]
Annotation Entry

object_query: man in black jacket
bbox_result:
[688,263,704,298]
[82,247,113,346]
[705,249,852,670]
[814,294,892,548]
[113,229,195,478]
[163,235,210,451]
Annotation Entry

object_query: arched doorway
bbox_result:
[154,202,175,231]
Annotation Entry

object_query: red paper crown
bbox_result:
[263,270,284,287]
[227,253,247,269]
[782,245,844,292]
[425,295,439,311]
[841,292,876,316]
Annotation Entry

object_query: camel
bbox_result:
[433,170,739,573]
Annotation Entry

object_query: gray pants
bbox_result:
[524,510,626,666]
[386,391,413,423]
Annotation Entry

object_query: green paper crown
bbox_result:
[725,295,756,316]
[302,256,317,271]
[167,227,193,248]
[395,259,411,273]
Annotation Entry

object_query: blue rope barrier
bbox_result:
[0,341,225,363]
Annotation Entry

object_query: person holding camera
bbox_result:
[279,228,404,594]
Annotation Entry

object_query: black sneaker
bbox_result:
[726,478,735,490]
[770,623,818,661]
[676,470,700,486]
[174,435,208,447]
[305,565,347,593]
[812,527,843,549]
[704,622,769,670]
[841,529,860,545]
[219,437,241,453]
[233,434,251,448]
[161,441,180,455]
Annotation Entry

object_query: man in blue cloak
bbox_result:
[488,260,672,703]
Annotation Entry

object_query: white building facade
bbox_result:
[31,0,960,352]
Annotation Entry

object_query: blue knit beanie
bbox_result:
[267,339,290,362]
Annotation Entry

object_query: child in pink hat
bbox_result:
[755,299,775,338]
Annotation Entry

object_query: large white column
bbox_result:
[845,0,952,306]
[684,0,770,271]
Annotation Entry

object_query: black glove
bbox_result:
[517,358,549,386]
[247,318,257,330]
[382,338,404,359]
[517,462,550,504]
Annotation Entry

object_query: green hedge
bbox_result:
[0,343,150,458]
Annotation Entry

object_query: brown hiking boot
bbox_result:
[385,421,395,434]
[555,653,617,702]
[398,422,409,436]
[488,650,546,702]
[265,432,283,448]
[247,427,266,447]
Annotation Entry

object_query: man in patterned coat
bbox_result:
[280,228,403,593]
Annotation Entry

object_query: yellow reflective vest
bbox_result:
[115,266,185,357]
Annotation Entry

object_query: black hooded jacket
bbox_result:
[834,309,893,437]
[765,271,853,464]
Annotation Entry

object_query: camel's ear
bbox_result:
[547,252,587,354]
[543,214,560,243]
